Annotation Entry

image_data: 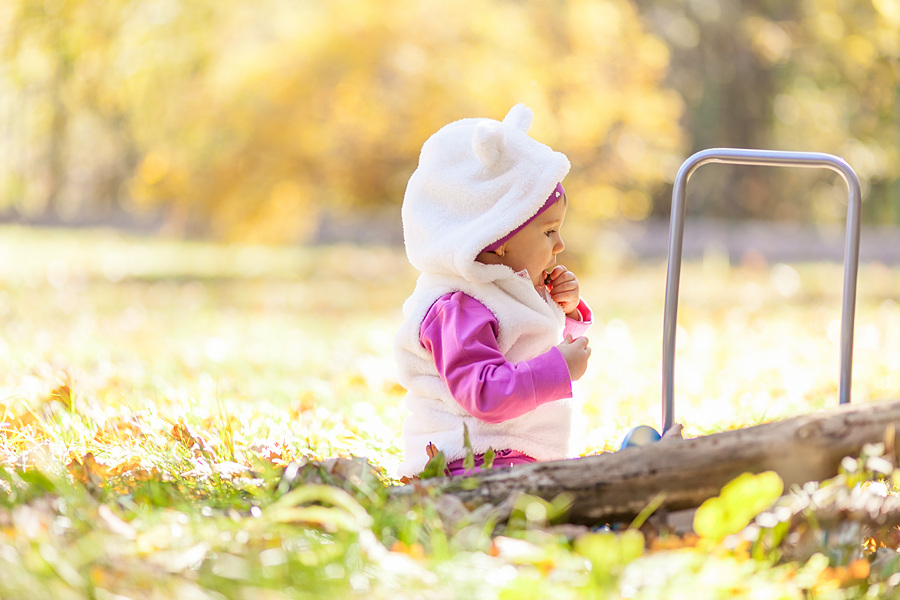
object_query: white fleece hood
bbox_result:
[402,104,570,281]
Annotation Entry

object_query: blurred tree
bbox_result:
[3,0,894,240]
[638,0,899,224]
[127,0,686,241]
[773,0,900,223]
[1,0,685,241]
[1,0,81,219]
[0,0,215,223]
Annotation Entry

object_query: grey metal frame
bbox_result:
[662,148,862,432]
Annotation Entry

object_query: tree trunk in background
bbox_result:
[43,57,69,220]
[638,0,782,221]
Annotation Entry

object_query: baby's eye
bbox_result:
[545,230,556,237]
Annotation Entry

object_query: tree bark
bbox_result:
[393,399,900,525]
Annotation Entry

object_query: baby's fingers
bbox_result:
[550,281,579,298]
[545,265,570,285]
[564,335,589,350]
[548,265,567,279]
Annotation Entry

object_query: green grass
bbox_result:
[2,224,900,598]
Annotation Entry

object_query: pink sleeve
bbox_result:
[563,299,593,339]
[420,292,572,424]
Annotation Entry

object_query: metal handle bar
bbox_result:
[662,148,862,432]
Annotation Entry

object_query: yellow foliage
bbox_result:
[873,0,900,27]
[4,0,900,238]
[2,0,690,240]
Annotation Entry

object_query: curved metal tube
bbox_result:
[662,148,862,432]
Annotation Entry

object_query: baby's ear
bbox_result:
[502,103,533,133]
[472,120,505,167]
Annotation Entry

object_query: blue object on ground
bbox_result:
[620,425,662,450]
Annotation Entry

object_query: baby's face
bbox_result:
[485,194,568,289]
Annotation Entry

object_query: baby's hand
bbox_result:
[545,265,581,318]
[556,334,591,381]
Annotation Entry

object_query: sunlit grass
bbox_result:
[3,225,900,470]
[3,224,900,598]
[577,246,900,453]
[1,226,410,475]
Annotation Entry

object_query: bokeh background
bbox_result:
[2,6,900,597]
[1,0,898,243]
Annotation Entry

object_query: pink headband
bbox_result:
[482,182,565,253]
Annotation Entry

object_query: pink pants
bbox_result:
[446,449,535,476]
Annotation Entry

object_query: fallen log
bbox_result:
[391,398,900,525]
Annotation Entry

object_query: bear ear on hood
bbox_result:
[402,103,569,280]
[502,103,534,133]
[472,103,535,168]
[472,120,505,168]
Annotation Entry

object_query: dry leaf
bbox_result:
[847,558,870,580]
[45,384,73,410]
[425,443,438,459]
[106,455,150,477]
[92,417,147,444]
[171,417,216,456]
[390,541,425,560]
[3,408,39,431]
[67,452,109,486]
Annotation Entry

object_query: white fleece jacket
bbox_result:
[394,104,577,477]
[394,267,578,477]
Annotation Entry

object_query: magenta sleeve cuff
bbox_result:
[563,299,592,339]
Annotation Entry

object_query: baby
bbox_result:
[394,104,592,478]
